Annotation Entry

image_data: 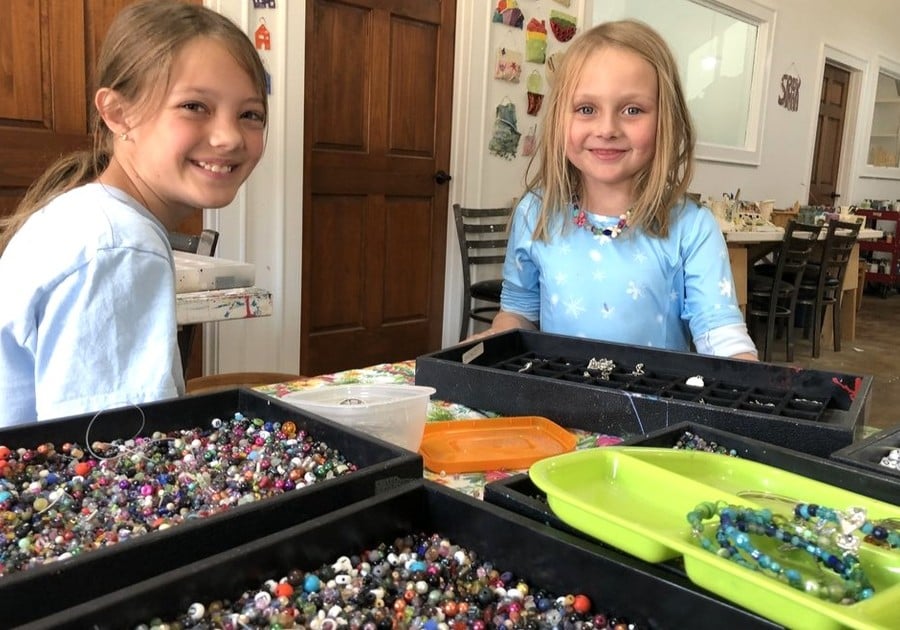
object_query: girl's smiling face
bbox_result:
[118,37,266,226]
[565,46,658,209]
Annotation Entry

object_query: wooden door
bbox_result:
[301,0,456,375]
[809,63,850,206]
[0,0,204,375]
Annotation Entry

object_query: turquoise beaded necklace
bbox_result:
[688,501,876,604]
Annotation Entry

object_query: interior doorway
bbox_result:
[809,63,850,206]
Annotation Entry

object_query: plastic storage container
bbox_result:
[0,389,422,627]
[23,481,779,630]
[415,330,872,457]
[174,250,255,293]
[280,384,435,451]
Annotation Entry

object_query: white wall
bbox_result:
[206,0,900,373]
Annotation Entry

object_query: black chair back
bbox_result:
[452,204,511,341]
[797,219,862,356]
[748,220,822,361]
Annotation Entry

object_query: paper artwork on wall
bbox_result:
[526,71,544,116]
[493,0,525,29]
[546,51,564,86]
[489,100,522,160]
[495,48,523,83]
[522,125,538,157]
[525,18,548,64]
[549,10,577,42]
[778,73,801,112]
[551,0,571,6]
[254,18,271,50]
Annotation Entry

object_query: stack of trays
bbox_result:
[23,482,778,629]
[0,389,422,626]
[416,330,872,456]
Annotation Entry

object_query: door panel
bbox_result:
[302,0,455,375]
[0,0,205,376]
[809,63,850,206]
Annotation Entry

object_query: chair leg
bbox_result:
[832,299,842,352]
[785,316,794,363]
[812,305,822,358]
[764,318,775,363]
[459,298,471,342]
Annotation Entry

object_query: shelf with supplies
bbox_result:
[856,208,900,294]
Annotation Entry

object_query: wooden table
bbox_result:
[725,227,881,344]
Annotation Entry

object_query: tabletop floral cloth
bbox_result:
[254,360,621,499]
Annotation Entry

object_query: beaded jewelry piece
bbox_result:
[793,503,900,551]
[572,198,630,238]
[687,501,875,604]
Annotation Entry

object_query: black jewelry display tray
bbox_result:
[831,424,900,481]
[415,330,872,457]
[0,389,422,627]
[23,481,779,630]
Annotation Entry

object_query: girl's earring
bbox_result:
[119,131,129,142]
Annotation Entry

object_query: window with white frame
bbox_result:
[867,64,900,169]
[590,0,775,165]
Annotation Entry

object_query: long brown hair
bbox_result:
[0,0,268,254]
[524,19,694,241]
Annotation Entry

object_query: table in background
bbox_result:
[725,227,881,344]
[254,361,620,499]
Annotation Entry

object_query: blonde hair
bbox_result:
[525,19,694,241]
[0,0,268,254]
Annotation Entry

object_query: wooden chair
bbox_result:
[169,229,219,378]
[747,221,822,362]
[795,219,861,357]
[186,372,304,395]
[452,204,512,341]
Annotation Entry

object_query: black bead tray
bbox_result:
[415,330,872,457]
[23,481,779,630]
[831,424,900,482]
[0,389,422,627]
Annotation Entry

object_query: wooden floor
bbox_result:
[761,288,899,431]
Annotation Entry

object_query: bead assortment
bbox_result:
[139,532,638,629]
[793,503,899,551]
[688,501,876,604]
[0,412,358,576]
[673,431,738,457]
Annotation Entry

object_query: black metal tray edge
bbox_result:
[0,388,423,626]
[21,480,780,630]
[831,424,900,482]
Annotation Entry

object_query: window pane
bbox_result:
[867,71,900,168]
[593,0,764,155]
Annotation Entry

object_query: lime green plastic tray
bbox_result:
[529,447,900,630]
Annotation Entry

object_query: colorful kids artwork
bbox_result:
[526,71,544,116]
[488,100,522,160]
[525,18,548,64]
[495,48,523,83]
[549,10,577,42]
[493,0,525,29]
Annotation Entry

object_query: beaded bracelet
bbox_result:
[793,503,900,551]
[688,501,875,604]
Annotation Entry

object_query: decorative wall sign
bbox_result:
[252,0,276,7]
[778,72,801,112]
[254,18,271,50]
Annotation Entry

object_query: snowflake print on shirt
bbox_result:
[626,281,642,300]
[718,277,732,297]
[601,302,615,318]
[564,296,586,318]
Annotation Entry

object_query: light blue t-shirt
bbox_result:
[0,183,185,426]
[501,192,746,352]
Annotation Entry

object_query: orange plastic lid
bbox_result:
[419,416,577,474]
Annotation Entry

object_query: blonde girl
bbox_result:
[484,20,756,361]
